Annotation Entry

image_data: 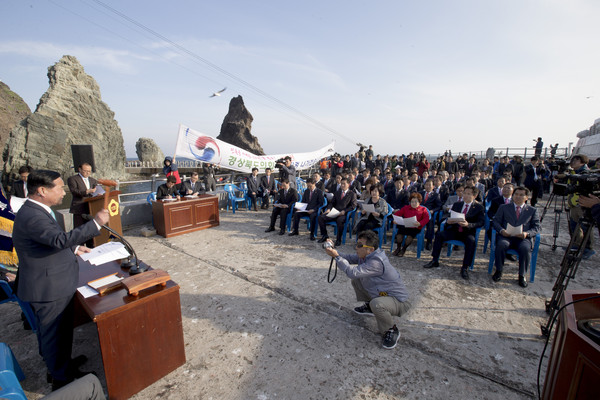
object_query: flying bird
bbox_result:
[209,87,227,98]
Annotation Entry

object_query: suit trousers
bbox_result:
[494,236,532,276]
[318,214,346,240]
[269,207,291,231]
[292,211,318,235]
[351,279,411,334]
[43,373,106,400]
[431,227,476,268]
[30,294,76,381]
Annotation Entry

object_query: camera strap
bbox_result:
[327,257,337,283]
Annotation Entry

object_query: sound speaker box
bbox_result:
[71,145,95,173]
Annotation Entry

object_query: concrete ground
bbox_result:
[2,202,599,399]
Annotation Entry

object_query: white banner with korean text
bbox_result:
[174,124,335,173]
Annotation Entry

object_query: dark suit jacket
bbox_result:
[315,179,325,192]
[447,201,485,236]
[276,188,298,206]
[13,200,100,302]
[434,185,449,204]
[9,180,27,199]
[67,174,98,214]
[419,190,442,213]
[492,203,540,239]
[245,175,260,195]
[300,188,324,211]
[524,164,545,189]
[328,189,357,215]
[488,196,512,219]
[259,175,276,193]
[156,183,179,199]
[386,189,409,210]
[179,179,205,196]
[512,162,525,185]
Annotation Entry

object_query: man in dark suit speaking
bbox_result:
[67,163,98,228]
[491,186,540,287]
[13,170,109,390]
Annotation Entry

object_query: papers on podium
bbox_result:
[448,210,466,223]
[326,207,341,218]
[294,202,308,211]
[392,215,418,227]
[92,185,106,197]
[360,203,376,214]
[79,241,130,266]
[505,223,523,236]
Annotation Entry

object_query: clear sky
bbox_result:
[2,0,599,158]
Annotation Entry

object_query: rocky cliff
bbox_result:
[0,82,31,153]
[217,96,264,155]
[3,55,126,180]
[135,137,164,162]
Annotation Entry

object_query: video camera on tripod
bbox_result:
[553,170,600,198]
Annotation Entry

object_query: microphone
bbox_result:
[82,214,147,275]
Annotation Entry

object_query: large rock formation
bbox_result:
[3,55,126,180]
[217,96,264,155]
[135,137,164,162]
[0,82,31,153]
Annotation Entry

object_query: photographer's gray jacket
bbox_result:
[336,249,409,302]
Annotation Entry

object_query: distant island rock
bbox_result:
[217,95,265,155]
[0,82,31,155]
[135,137,164,162]
[3,55,126,180]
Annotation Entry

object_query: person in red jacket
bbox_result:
[415,156,431,177]
[392,192,430,257]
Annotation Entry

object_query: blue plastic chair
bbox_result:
[440,220,483,270]
[488,230,541,282]
[0,343,26,400]
[224,184,248,213]
[146,192,156,203]
[390,208,431,259]
[0,280,36,333]
[296,178,307,193]
[298,197,328,236]
[482,199,492,253]
[238,181,254,209]
[325,207,357,245]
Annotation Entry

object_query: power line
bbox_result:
[87,0,358,146]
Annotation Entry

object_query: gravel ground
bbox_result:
[2,202,599,400]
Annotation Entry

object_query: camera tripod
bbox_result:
[541,214,596,336]
[539,190,567,251]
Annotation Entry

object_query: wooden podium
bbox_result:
[84,190,122,246]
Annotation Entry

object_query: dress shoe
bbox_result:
[492,271,502,282]
[265,227,275,232]
[425,241,432,251]
[310,235,316,241]
[335,239,342,247]
[289,231,299,236]
[424,260,440,269]
[317,236,329,243]
[261,204,267,209]
[398,247,406,257]
[392,247,401,256]
[518,275,528,288]
[460,268,469,280]
[278,230,285,235]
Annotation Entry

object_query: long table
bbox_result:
[152,194,219,237]
[76,259,186,400]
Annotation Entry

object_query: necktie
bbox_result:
[458,197,462,202]
[23,182,28,197]
[341,191,345,200]
[516,205,521,219]
[505,198,510,204]
[459,204,469,232]
[50,210,56,220]
[425,193,429,202]
[309,190,313,201]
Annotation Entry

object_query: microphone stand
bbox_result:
[83,214,146,275]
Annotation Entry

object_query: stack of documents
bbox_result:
[294,202,308,211]
[447,211,466,223]
[79,242,130,266]
[392,215,418,227]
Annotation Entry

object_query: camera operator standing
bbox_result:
[324,230,411,349]
[276,156,297,191]
[566,154,594,259]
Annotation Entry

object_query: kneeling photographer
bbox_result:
[323,230,411,349]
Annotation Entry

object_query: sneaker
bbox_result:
[354,302,374,316]
[382,325,400,349]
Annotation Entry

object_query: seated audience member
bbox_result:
[9,165,33,199]
[485,177,506,203]
[357,169,370,188]
[180,171,205,197]
[488,183,514,220]
[312,172,324,191]
[491,186,540,288]
[348,172,362,195]
[265,179,298,235]
[382,171,395,193]
[392,192,430,257]
[156,175,180,200]
[327,174,343,194]
[289,178,324,240]
[317,178,358,246]
[245,168,260,211]
[465,177,484,203]
[406,173,421,193]
[353,184,388,234]
[424,186,485,280]
[387,177,410,210]
[419,179,442,249]
[324,230,411,349]
[433,175,449,204]
[259,168,277,209]
[360,177,377,201]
